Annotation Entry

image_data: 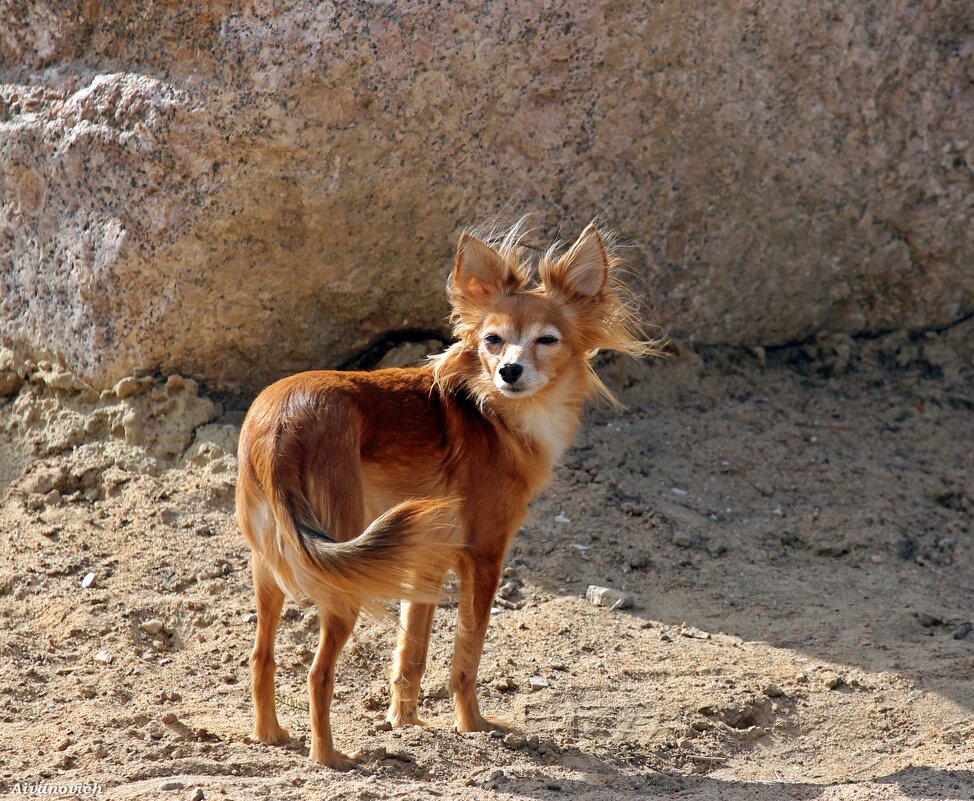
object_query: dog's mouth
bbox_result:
[497,382,538,399]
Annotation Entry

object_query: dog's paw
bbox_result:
[455,714,513,733]
[386,704,429,728]
[253,724,290,744]
[312,748,361,771]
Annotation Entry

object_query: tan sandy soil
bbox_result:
[0,326,972,801]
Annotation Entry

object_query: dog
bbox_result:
[235,222,658,767]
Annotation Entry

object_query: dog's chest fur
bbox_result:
[511,395,579,464]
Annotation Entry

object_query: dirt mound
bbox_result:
[0,331,972,799]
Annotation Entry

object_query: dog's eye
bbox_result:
[484,333,503,346]
[536,335,559,345]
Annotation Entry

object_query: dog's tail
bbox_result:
[265,474,459,614]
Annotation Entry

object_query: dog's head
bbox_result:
[436,223,656,408]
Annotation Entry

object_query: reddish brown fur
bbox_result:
[236,223,661,767]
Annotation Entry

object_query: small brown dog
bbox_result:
[236,222,656,767]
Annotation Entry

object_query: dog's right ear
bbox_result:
[449,233,520,304]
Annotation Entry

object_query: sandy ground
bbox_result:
[0,323,972,801]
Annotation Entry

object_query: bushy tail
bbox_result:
[274,489,460,613]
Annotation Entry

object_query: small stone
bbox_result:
[94,650,113,664]
[55,736,71,751]
[659,631,673,642]
[503,732,527,750]
[159,781,184,791]
[672,531,692,548]
[190,790,205,801]
[492,676,515,692]
[44,489,62,507]
[375,720,392,732]
[114,376,142,398]
[79,686,96,699]
[141,618,165,635]
[819,671,843,689]
[763,684,785,698]
[585,585,632,609]
[81,572,95,589]
[529,676,549,691]
[953,622,972,640]
[554,514,571,524]
[678,623,711,640]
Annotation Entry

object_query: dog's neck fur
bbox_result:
[499,375,586,465]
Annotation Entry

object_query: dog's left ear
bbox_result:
[542,223,609,298]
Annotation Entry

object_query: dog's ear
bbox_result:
[450,233,519,303]
[542,223,609,298]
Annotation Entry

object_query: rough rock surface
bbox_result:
[1,1,971,393]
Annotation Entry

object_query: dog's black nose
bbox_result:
[499,363,523,384]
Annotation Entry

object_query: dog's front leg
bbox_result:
[308,604,360,768]
[449,553,507,732]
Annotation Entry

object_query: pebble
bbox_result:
[141,618,165,635]
[585,585,632,610]
[554,514,571,524]
[81,572,95,589]
[190,790,205,801]
[819,671,843,689]
[375,720,393,732]
[529,676,549,691]
[678,623,711,640]
[159,781,184,791]
[671,531,692,548]
[503,732,527,750]
[953,622,972,640]
[114,376,141,399]
[491,676,515,692]
[94,650,113,664]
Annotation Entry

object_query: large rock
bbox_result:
[1,1,970,393]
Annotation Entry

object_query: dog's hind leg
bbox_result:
[250,556,289,744]
[308,600,360,768]
[387,595,441,727]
